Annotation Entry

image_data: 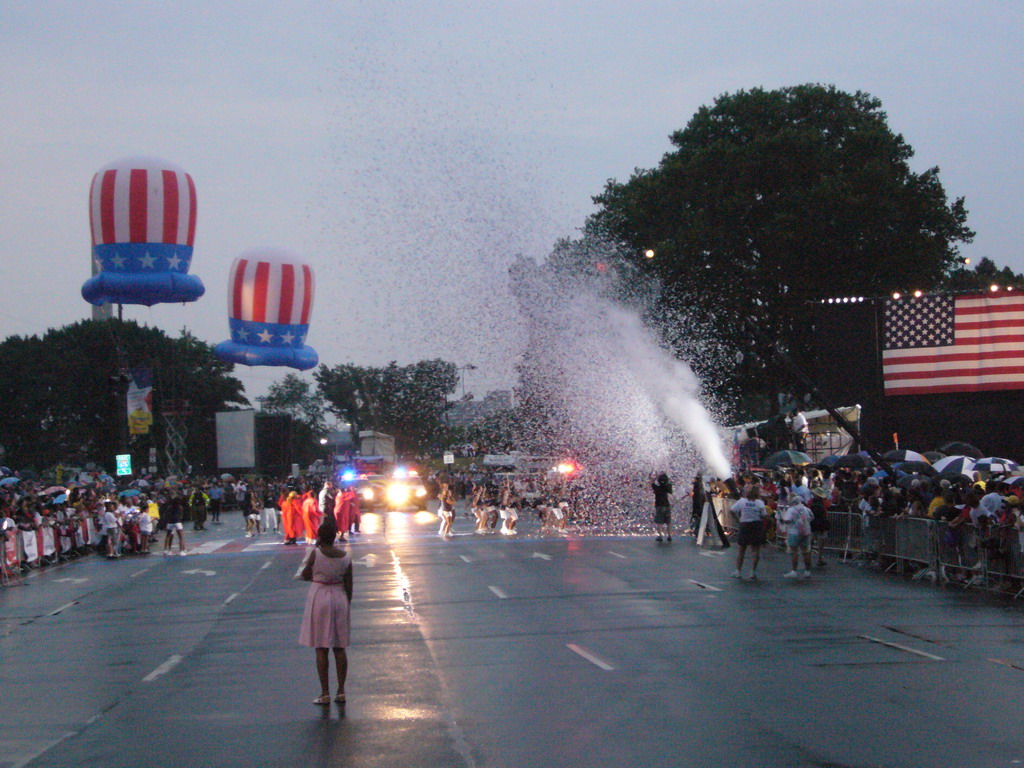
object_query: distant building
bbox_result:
[446,390,513,427]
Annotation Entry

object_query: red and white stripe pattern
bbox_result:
[89,157,196,246]
[227,251,314,325]
[883,294,1024,394]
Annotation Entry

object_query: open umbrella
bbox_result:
[1005,476,1024,487]
[43,485,67,495]
[834,454,874,470]
[933,455,976,474]
[974,457,1020,475]
[0,466,10,476]
[131,479,151,488]
[939,442,983,459]
[923,451,947,463]
[762,450,813,469]
[884,450,929,464]
[936,469,974,484]
[0,477,19,487]
[220,473,236,481]
[52,494,67,504]
[118,489,141,498]
[816,455,842,468]
[894,461,938,477]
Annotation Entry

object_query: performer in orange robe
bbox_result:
[334,489,350,540]
[280,491,300,544]
[301,491,320,544]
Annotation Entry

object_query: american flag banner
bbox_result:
[882,293,1024,395]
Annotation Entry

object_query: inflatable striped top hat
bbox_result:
[213,248,319,371]
[81,156,205,306]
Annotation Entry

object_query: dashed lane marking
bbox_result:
[567,643,615,671]
[260,560,272,570]
[48,601,79,616]
[859,635,945,661]
[488,585,508,599]
[688,580,722,592]
[609,551,627,559]
[223,592,240,605]
[460,555,472,563]
[128,568,151,579]
[142,654,183,683]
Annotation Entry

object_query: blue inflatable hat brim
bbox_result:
[82,272,205,307]
[214,340,318,371]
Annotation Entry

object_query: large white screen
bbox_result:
[216,410,256,469]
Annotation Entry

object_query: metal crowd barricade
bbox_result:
[894,516,937,581]
[821,511,864,561]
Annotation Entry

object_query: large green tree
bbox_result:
[591,84,974,417]
[258,373,328,466]
[0,320,247,472]
[314,360,458,455]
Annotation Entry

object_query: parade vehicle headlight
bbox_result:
[387,483,410,505]
[415,486,427,498]
[361,488,375,502]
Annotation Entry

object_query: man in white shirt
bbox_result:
[791,410,809,451]
[781,494,814,578]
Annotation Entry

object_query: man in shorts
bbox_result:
[781,493,813,579]
[161,491,188,556]
[651,473,674,542]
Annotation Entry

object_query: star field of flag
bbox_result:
[883,294,954,349]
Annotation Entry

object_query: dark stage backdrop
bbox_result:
[798,301,1024,461]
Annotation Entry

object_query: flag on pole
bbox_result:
[882,293,1024,395]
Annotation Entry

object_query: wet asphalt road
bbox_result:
[3,508,1024,768]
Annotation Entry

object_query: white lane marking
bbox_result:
[249,541,280,547]
[688,579,722,592]
[187,539,231,554]
[609,551,627,559]
[532,552,552,560]
[488,585,508,599]
[48,601,78,616]
[86,714,101,725]
[128,567,152,579]
[859,635,945,661]
[54,577,89,584]
[459,555,472,563]
[699,550,727,558]
[181,568,216,576]
[142,654,183,682]
[260,560,272,570]
[567,643,615,671]
[223,592,240,605]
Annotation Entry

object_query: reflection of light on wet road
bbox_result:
[414,511,435,525]
[359,512,382,535]
[392,552,416,620]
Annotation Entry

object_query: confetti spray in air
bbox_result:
[510,249,731,529]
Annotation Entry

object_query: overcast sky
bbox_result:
[2,1,1021,403]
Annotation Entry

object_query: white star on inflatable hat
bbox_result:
[280,331,295,345]
[257,329,273,344]
[166,254,182,270]
[138,252,157,269]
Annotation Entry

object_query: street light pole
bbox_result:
[459,364,477,400]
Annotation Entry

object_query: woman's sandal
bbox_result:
[334,693,346,703]
[313,695,331,705]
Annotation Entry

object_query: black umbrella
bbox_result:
[894,461,938,477]
[834,454,874,469]
[936,470,973,485]
[923,451,947,463]
[897,473,932,490]
[939,442,983,459]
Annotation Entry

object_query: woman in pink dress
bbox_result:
[298,522,353,705]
